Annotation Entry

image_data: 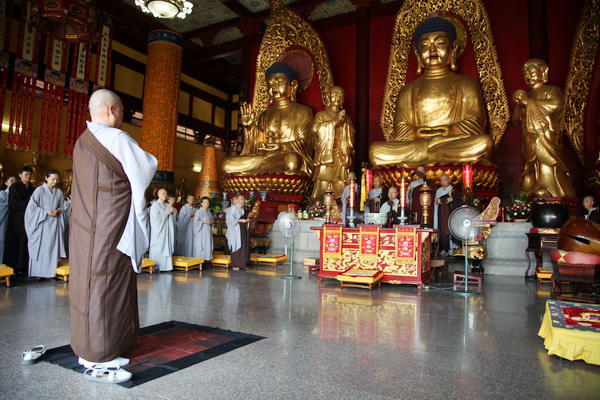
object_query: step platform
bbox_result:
[172,256,204,272]
[336,269,384,290]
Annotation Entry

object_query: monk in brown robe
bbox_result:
[69,89,157,383]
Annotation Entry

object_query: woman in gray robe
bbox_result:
[176,194,196,256]
[25,170,68,278]
[149,189,175,272]
[192,197,213,260]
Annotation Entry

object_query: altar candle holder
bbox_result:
[398,177,408,225]
[324,184,334,224]
[419,181,433,228]
[348,177,357,227]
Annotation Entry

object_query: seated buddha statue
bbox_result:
[369,17,494,168]
[222,62,314,177]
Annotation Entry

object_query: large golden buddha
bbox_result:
[222,62,314,177]
[370,17,494,168]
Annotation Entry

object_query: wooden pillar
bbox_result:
[140,30,183,185]
[355,0,372,176]
[527,0,549,63]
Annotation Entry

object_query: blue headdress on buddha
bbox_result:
[265,61,297,83]
[413,17,457,50]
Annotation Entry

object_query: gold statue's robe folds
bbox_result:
[370,73,494,167]
[312,112,354,198]
[514,85,575,198]
[223,103,314,177]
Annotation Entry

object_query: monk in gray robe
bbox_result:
[0,175,16,264]
[149,188,175,272]
[25,170,68,278]
[192,196,213,260]
[226,195,249,270]
[70,89,157,383]
[176,194,196,256]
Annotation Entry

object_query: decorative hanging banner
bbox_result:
[64,42,90,157]
[7,1,40,151]
[396,226,417,263]
[323,225,343,259]
[96,24,112,87]
[359,225,379,261]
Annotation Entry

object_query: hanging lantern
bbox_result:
[463,163,473,190]
[32,0,98,42]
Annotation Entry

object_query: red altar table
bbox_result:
[311,225,435,290]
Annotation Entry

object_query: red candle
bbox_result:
[349,181,356,208]
[400,177,406,208]
[463,164,473,189]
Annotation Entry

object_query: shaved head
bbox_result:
[89,89,124,128]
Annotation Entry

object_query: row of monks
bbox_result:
[223,16,576,199]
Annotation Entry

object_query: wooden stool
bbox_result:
[536,268,553,284]
[0,265,14,287]
[172,256,204,271]
[453,271,484,287]
[140,258,156,274]
[337,269,384,290]
[56,266,70,282]
[211,255,231,268]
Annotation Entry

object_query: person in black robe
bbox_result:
[3,166,35,276]
[582,195,600,224]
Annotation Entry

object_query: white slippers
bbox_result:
[83,365,132,384]
[78,356,130,369]
[21,345,46,365]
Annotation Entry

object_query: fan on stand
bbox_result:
[276,210,302,280]
[448,206,482,296]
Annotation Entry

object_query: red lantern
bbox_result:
[463,163,473,189]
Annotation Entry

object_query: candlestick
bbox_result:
[349,178,356,208]
[463,163,473,189]
[400,177,406,208]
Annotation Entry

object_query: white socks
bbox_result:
[78,356,130,369]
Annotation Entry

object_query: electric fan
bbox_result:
[448,206,482,296]
[276,210,302,280]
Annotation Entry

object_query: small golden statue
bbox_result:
[311,86,355,199]
[62,168,73,198]
[369,17,494,168]
[25,152,46,187]
[513,59,576,198]
[222,62,314,177]
[175,177,188,201]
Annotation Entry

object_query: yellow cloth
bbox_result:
[538,301,600,365]
[0,265,14,277]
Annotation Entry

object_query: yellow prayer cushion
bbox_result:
[0,265,14,277]
[337,269,383,284]
[141,258,156,268]
[211,256,231,264]
[172,257,204,267]
[254,254,288,263]
[536,271,553,280]
[56,266,70,276]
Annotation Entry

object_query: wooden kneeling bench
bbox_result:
[172,256,204,271]
[0,265,14,287]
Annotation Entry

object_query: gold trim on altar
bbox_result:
[380,0,509,146]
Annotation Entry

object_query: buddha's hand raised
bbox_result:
[240,102,256,127]
[513,90,528,106]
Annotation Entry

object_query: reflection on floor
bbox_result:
[1,268,599,399]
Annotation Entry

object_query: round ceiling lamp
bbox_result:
[135,0,194,19]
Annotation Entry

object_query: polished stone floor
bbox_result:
[1,267,599,400]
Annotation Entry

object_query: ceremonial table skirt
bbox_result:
[311,226,434,290]
[538,300,600,365]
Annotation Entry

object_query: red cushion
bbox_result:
[551,249,600,265]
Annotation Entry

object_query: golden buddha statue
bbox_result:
[222,62,314,177]
[25,152,46,187]
[369,17,494,168]
[513,59,575,198]
[311,86,355,199]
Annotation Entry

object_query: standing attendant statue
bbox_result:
[311,86,355,199]
[513,59,575,198]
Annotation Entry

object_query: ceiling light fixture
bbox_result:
[135,0,193,19]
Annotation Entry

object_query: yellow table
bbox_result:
[336,269,384,290]
[140,258,156,274]
[56,259,70,282]
[539,300,600,365]
[0,264,14,287]
[172,256,204,272]
[211,255,231,268]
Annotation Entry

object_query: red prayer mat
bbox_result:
[43,321,264,388]
[562,307,600,329]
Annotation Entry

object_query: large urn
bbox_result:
[530,203,570,228]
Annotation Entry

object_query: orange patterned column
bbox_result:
[195,145,220,198]
[140,30,183,184]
